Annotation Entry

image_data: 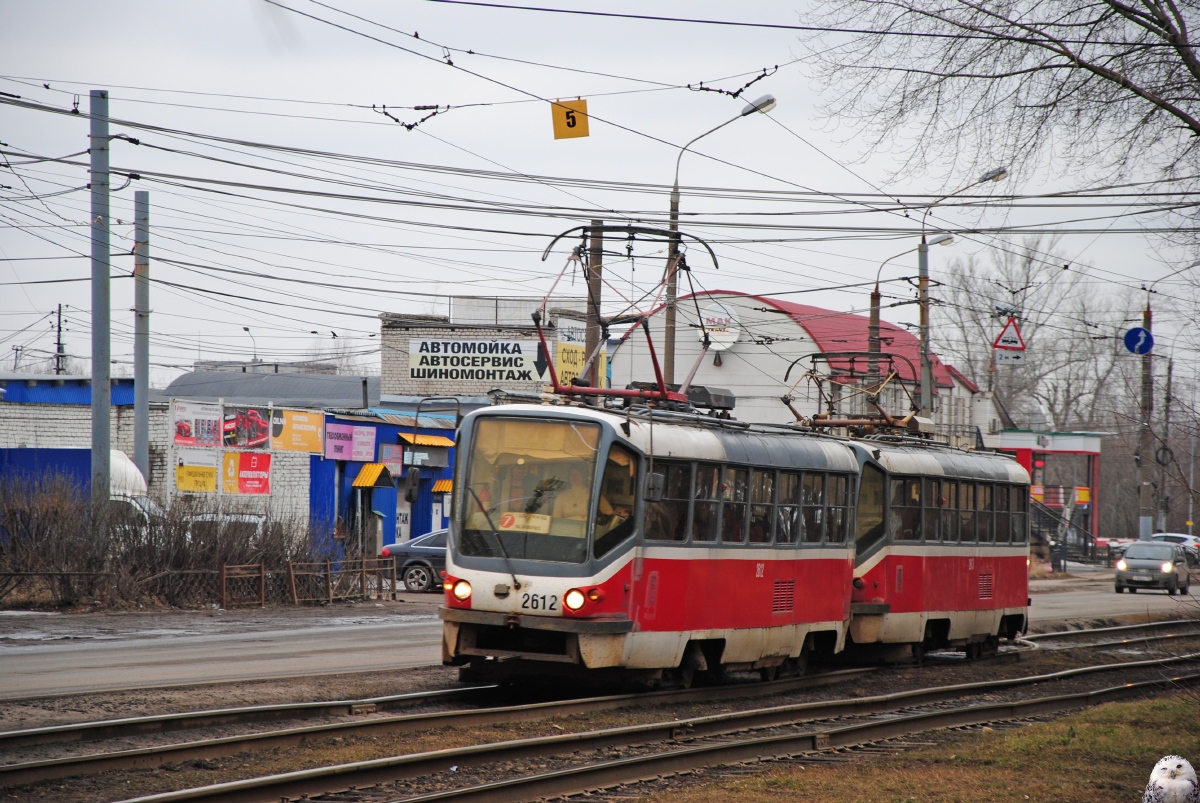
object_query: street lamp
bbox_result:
[242,326,258,362]
[916,167,1008,416]
[663,94,778,383]
[869,234,953,383]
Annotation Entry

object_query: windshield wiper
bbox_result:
[465,484,522,591]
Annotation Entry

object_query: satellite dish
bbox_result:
[698,303,742,351]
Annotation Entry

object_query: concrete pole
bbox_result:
[90,89,111,504]
[867,284,881,386]
[917,237,933,417]
[663,193,680,386]
[1189,379,1196,536]
[584,220,603,388]
[1157,356,1173,532]
[134,190,150,483]
[1138,304,1154,538]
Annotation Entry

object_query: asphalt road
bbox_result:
[1,572,1196,700]
[0,606,443,700]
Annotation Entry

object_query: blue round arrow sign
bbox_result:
[1124,327,1154,355]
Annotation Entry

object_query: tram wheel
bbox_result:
[759,665,779,682]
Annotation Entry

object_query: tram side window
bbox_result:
[923,478,942,541]
[891,477,922,541]
[1012,487,1029,542]
[994,485,1011,543]
[855,463,887,554]
[977,484,994,542]
[646,462,691,542]
[594,443,639,559]
[692,464,721,542]
[749,470,775,544]
[959,483,977,542]
[827,474,849,543]
[776,472,802,544]
[721,467,749,543]
[942,480,959,542]
[802,473,825,543]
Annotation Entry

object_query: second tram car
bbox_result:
[439,402,1029,683]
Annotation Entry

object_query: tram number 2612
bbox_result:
[521,593,558,611]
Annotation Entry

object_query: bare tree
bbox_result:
[801,0,1200,187]
[935,236,1138,428]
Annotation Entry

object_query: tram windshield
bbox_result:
[459,418,602,563]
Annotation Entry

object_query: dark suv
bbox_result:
[382,529,447,593]
[1115,542,1192,594]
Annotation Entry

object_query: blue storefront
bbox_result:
[309,409,457,555]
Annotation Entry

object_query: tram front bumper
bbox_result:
[439,608,633,667]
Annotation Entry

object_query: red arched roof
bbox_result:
[682,290,958,389]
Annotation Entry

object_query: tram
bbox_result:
[438,401,1030,684]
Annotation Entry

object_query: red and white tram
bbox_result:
[439,402,1029,683]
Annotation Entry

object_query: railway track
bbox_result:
[0,668,873,786]
[1026,619,1200,650]
[15,654,1194,803]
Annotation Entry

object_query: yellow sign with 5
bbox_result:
[550,98,589,139]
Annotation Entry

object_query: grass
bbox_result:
[651,693,1200,802]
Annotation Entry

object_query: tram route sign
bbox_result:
[1124,327,1154,355]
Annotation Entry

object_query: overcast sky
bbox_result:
[0,0,1186,386]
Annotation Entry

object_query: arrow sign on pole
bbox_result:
[992,317,1027,351]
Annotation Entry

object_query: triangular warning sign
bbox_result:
[992,317,1027,351]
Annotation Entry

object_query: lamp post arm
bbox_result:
[671,115,741,202]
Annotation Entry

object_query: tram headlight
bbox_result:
[563,588,586,611]
[452,580,473,601]
[1115,559,1128,571]
[1161,562,1174,574]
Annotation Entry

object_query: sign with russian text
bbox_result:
[408,339,548,384]
[175,449,219,493]
[222,451,272,495]
[270,409,324,453]
[550,98,589,139]
[172,400,222,448]
[555,323,606,387]
[698,303,742,351]
[324,423,376,461]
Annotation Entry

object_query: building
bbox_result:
[607,291,1005,444]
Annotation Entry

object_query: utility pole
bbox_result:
[1137,304,1154,538]
[663,207,681,386]
[917,237,933,417]
[1189,378,1196,536]
[90,89,111,504]
[54,304,65,375]
[1157,357,1173,532]
[584,220,603,389]
[134,190,150,482]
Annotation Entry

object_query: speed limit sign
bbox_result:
[551,98,590,139]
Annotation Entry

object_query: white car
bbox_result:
[1152,533,1200,566]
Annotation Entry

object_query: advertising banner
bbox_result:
[175,449,219,493]
[172,400,222,448]
[222,452,272,495]
[223,406,270,450]
[270,409,324,453]
[325,423,377,461]
[379,443,406,475]
[407,339,549,384]
[555,323,606,387]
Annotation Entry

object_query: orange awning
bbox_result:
[352,463,393,488]
[398,433,455,447]
[432,479,453,493]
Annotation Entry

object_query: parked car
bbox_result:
[382,529,447,593]
[1151,533,1200,565]
[1115,542,1192,594]
[184,513,267,544]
